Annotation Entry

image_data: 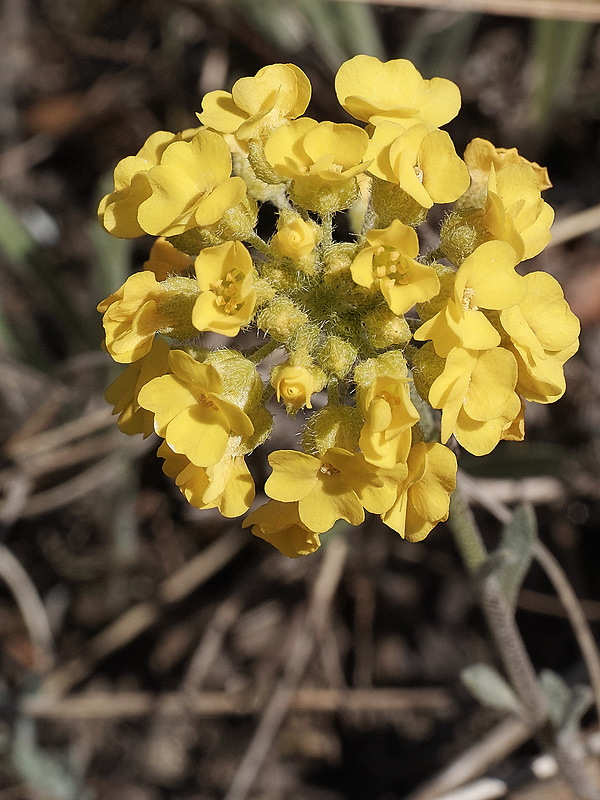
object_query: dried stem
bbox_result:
[533,540,600,722]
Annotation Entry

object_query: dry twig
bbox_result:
[21,686,452,720]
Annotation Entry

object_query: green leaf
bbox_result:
[540,669,592,733]
[539,669,573,729]
[494,504,537,611]
[461,663,525,716]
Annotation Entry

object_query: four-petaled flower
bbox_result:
[138,349,254,467]
[199,63,311,141]
[414,240,527,357]
[264,448,405,533]
[366,121,469,209]
[192,241,256,336]
[351,219,440,315]
[335,55,461,128]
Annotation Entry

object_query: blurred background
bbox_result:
[2,1,600,798]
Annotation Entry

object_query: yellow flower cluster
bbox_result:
[97,55,578,557]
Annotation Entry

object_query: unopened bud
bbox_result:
[372,177,427,227]
[256,296,308,343]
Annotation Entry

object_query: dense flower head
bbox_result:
[98,55,578,556]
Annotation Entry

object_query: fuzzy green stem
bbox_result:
[321,213,333,247]
[327,379,340,406]
[245,232,270,255]
[245,338,279,364]
[448,485,547,727]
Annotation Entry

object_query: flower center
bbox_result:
[461,286,477,311]
[210,269,246,315]
[197,391,219,411]
[319,461,340,476]
[372,246,408,285]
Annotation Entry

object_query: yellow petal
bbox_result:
[419,130,470,203]
[199,90,248,133]
[265,450,320,502]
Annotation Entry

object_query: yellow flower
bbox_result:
[264,118,370,212]
[192,241,256,336]
[158,439,255,517]
[463,138,552,198]
[104,338,171,437]
[137,349,254,467]
[270,362,326,415]
[366,121,470,209]
[137,130,248,237]
[97,271,199,363]
[98,130,184,238]
[265,447,403,533]
[500,271,580,403]
[335,55,461,128]
[358,373,420,468]
[99,129,247,239]
[243,500,322,558]
[351,219,440,315]
[414,241,527,358]
[484,163,554,261]
[143,237,194,282]
[272,215,319,261]
[429,346,521,456]
[382,442,457,541]
[199,63,311,141]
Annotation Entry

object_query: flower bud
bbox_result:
[206,348,264,412]
[364,306,411,350]
[290,178,359,217]
[158,276,201,341]
[272,214,319,262]
[256,296,308,343]
[354,349,409,391]
[439,209,488,266]
[323,243,356,281]
[318,336,357,379]
[301,405,363,456]
[371,177,427,228]
[411,341,445,402]
[270,361,326,415]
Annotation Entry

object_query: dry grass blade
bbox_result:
[548,204,600,248]
[225,535,349,800]
[0,543,54,672]
[403,716,533,800]
[40,528,247,696]
[327,0,600,22]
